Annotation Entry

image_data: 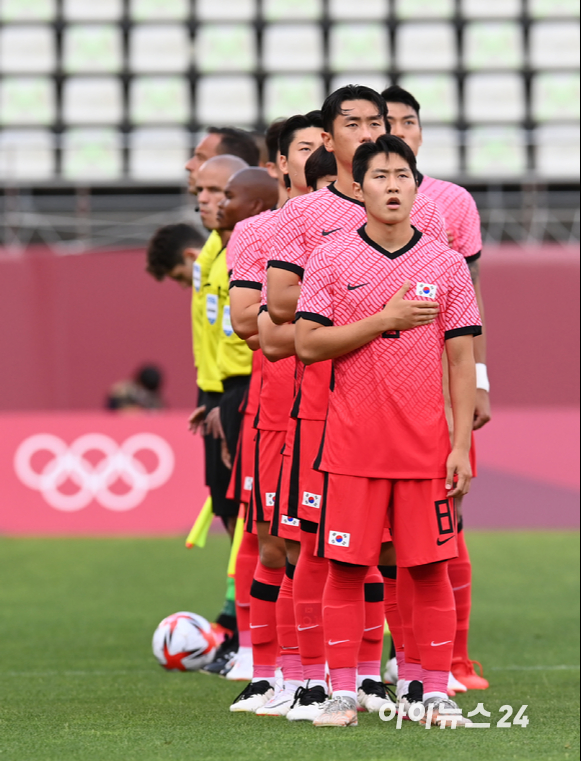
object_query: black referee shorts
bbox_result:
[199,389,239,520]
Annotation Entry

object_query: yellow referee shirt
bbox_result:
[191,230,224,393]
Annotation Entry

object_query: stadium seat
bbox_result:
[128,127,190,181]
[396,23,457,71]
[529,0,580,18]
[330,73,388,95]
[61,128,123,181]
[130,76,190,124]
[196,0,256,22]
[535,124,580,179]
[263,0,323,21]
[464,22,524,70]
[62,78,124,124]
[0,77,56,125]
[329,24,389,72]
[62,0,123,21]
[399,74,458,123]
[0,129,55,181]
[417,126,460,177]
[0,0,56,21]
[328,0,386,20]
[129,25,192,73]
[0,26,56,73]
[465,74,526,123]
[529,22,580,69]
[461,0,521,18]
[395,0,455,19]
[466,126,528,178]
[62,25,123,73]
[262,24,324,72]
[129,0,190,21]
[263,75,325,123]
[195,24,257,72]
[196,75,258,126]
[532,72,580,122]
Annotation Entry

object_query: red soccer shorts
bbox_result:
[226,411,256,504]
[282,418,326,524]
[317,473,458,568]
[250,429,286,527]
[271,446,302,542]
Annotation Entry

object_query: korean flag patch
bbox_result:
[282,515,300,527]
[302,492,322,509]
[329,531,351,548]
[416,282,438,299]
[244,476,254,491]
[265,493,276,507]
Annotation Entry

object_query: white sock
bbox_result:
[237,646,252,658]
[284,680,302,692]
[424,691,448,702]
[333,690,358,702]
[397,679,410,697]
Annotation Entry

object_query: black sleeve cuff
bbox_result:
[258,304,268,315]
[445,325,483,340]
[267,260,304,278]
[465,251,482,264]
[229,279,263,291]
[295,311,333,327]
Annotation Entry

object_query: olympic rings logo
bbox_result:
[14,433,175,512]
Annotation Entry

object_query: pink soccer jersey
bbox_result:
[296,228,482,480]
[268,183,449,421]
[230,208,295,432]
[419,174,482,263]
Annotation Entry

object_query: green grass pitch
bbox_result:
[0,532,578,761]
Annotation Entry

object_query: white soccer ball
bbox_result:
[152,612,218,672]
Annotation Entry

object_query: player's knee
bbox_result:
[259,538,286,568]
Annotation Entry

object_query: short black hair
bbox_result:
[322,85,389,134]
[279,111,324,159]
[136,365,163,392]
[381,85,422,121]
[265,119,288,164]
[207,127,260,166]
[146,223,206,281]
[305,145,338,190]
[352,135,419,188]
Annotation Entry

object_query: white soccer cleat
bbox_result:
[287,684,329,722]
[421,697,474,728]
[255,682,300,717]
[313,696,358,728]
[357,679,397,714]
[448,671,468,696]
[397,680,424,721]
[225,649,253,682]
[383,657,399,685]
[229,681,274,713]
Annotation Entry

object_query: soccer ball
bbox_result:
[152,612,218,672]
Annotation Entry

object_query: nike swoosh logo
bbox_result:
[437,536,455,546]
[452,583,471,592]
[364,625,383,632]
[298,625,319,632]
[322,229,342,236]
[328,639,350,646]
[347,283,370,291]
[250,624,269,629]
[431,641,453,647]
[237,603,251,608]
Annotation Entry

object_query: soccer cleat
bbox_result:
[313,696,359,727]
[200,633,237,677]
[447,672,468,697]
[398,680,424,721]
[383,657,398,685]
[421,697,473,728]
[255,682,300,717]
[229,681,274,713]
[357,679,397,714]
[287,684,328,722]
[225,650,253,682]
[451,660,490,690]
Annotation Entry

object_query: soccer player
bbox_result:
[267,85,448,720]
[383,85,490,691]
[305,145,338,192]
[228,112,327,713]
[294,134,481,728]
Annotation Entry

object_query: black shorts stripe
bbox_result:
[250,580,280,603]
[317,472,330,559]
[287,419,302,519]
[364,582,384,603]
[270,462,285,538]
[253,430,265,523]
[313,420,327,472]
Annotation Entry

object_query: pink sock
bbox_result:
[304,664,326,682]
[330,667,357,694]
[423,669,448,696]
[396,652,406,674]
[280,653,303,682]
[358,661,381,679]
[406,662,424,683]
[239,631,252,649]
[254,664,276,680]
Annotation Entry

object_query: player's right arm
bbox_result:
[229,286,261,340]
[258,307,296,362]
[229,226,265,340]
[267,199,309,325]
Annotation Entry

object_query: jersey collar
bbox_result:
[327,182,365,208]
[358,225,423,260]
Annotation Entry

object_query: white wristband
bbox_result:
[476,363,490,393]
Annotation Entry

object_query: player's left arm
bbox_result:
[468,257,492,430]
[445,334,477,498]
[258,308,296,363]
